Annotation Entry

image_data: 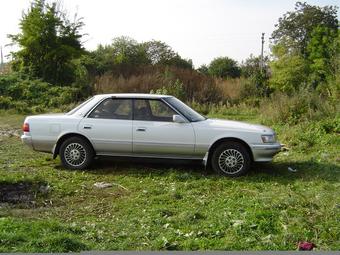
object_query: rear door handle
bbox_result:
[136,127,146,132]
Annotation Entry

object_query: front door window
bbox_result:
[133,99,177,122]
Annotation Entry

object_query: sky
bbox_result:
[0,0,339,67]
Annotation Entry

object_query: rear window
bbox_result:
[67,97,95,115]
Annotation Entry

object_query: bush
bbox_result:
[277,118,338,152]
[0,96,13,109]
[10,101,30,114]
[260,90,337,125]
[189,101,257,119]
[319,117,340,133]
[150,79,186,100]
[0,73,82,112]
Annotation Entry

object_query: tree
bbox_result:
[307,25,338,86]
[109,36,150,76]
[270,2,339,92]
[161,55,193,70]
[271,1,338,57]
[241,54,269,78]
[9,0,84,85]
[208,57,240,78]
[89,36,150,77]
[269,44,309,93]
[241,54,270,96]
[111,37,149,66]
[142,40,177,65]
[142,40,192,69]
[197,64,209,75]
[334,32,340,97]
[90,38,192,77]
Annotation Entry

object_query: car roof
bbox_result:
[94,93,172,99]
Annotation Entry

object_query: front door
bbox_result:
[79,98,133,154]
[132,99,195,156]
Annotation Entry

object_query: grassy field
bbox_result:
[0,109,339,252]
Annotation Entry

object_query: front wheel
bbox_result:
[59,137,94,170]
[211,141,251,177]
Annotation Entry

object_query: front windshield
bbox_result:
[165,97,206,122]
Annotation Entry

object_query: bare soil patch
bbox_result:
[0,128,21,138]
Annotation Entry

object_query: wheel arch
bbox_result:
[53,133,94,159]
[207,137,254,166]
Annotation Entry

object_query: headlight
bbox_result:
[261,134,276,143]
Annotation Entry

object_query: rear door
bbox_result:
[79,98,133,154]
[132,99,195,156]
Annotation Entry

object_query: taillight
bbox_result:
[22,123,30,132]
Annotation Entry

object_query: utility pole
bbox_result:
[260,33,265,73]
[0,46,3,67]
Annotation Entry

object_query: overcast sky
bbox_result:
[1,0,339,67]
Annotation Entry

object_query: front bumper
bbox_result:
[21,134,34,149]
[251,143,282,162]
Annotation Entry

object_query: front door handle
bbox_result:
[136,127,146,132]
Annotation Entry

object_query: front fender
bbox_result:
[204,136,255,165]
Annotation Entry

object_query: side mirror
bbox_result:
[173,114,186,123]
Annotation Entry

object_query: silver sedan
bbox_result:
[21,93,281,177]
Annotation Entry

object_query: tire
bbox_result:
[59,136,94,170]
[211,141,251,177]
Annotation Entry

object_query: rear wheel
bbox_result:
[59,137,94,170]
[211,141,251,177]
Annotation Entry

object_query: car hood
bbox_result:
[201,118,274,134]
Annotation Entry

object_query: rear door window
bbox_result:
[88,99,132,120]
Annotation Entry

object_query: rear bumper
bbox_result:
[21,134,34,149]
[251,143,282,162]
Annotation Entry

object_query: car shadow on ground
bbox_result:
[0,180,49,207]
[250,161,340,183]
[56,156,340,183]
[88,156,205,174]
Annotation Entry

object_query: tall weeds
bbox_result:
[93,66,223,104]
[215,78,246,101]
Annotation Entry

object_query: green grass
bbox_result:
[0,110,26,129]
[0,111,339,252]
